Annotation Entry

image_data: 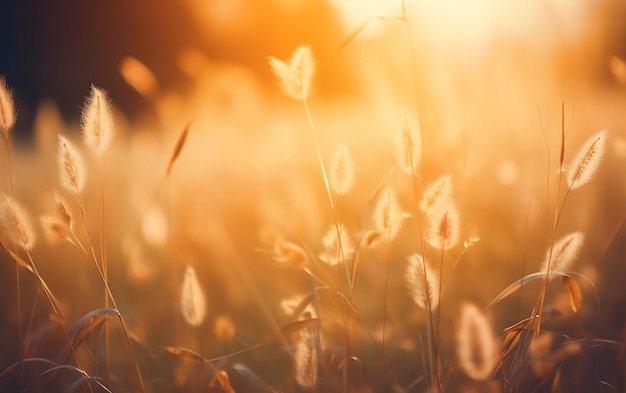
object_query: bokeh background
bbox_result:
[1,1,626,391]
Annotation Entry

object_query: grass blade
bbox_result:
[485,272,546,310]
[166,121,191,176]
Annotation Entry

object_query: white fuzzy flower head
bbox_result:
[540,232,584,278]
[456,302,497,381]
[268,45,315,100]
[82,86,115,153]
[0,196,36,251]
[57,134,86,193]
[405,253,439,310]
[566,130,607,190]
[0,77,16,138]
[329,144,355,195]
[371,186,406,241]
[180,265,207,327]
[396,111,422,174]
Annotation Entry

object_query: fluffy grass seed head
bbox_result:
[405,253,439,310]
[0,195,36,251]
[0,77,16,137]
[82,85,114,153]
[268,45,315,100]
[456,302,497,381]
[294,328,317,391]
[180,265,207,327]
[426,201,460,250]
[329,144,355,195]
[566,130,607,190]
[41,192,73,241]
[420,175,453,215]
[370,186,406,242]
[319,223,354,265]
[540,232,584,278]
[396,111,421,174]
[57,134,86,193]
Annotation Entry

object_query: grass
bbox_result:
[0,6,625,393]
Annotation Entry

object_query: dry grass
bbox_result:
[1,3,626,393]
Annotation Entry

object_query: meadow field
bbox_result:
[0,1,625,392]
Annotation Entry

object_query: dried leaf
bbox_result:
[562,275,583,314]
[494,328,525,374]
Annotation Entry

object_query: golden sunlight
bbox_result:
[0,1,625,392]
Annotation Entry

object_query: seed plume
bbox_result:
[41,192,73,241]
[294,328,317,391]
[566,130,607,190]
[0,77,16,137]
[329,144,355,195]
[405,253,439,310]
[420,175,453,215]
[371,186,406,241]
[82,85,115,153]
[0,195,36,251]
[180,265,207,327]
[268,45,315,100]
[456,302,497,381]
[426,201,460,250]
[540,232,584,278]
[396,111,421,174]
[57,134,86,193]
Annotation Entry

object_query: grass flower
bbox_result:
[82,86,115,153]
[41,192,73,241]
[426,201,460,250]
[57,134,86,193]
[566,130,607,190]
[396,111,421,174]
[268,46,315,100]
[0,77,16,137]
[456,302,497,381]
[370,186,406,242]
[329,144,355,195]
[420,175,453,215]
[294,328,317,391]
[0,195,36,251]
[180,265,207,327]
[540,232,584,278]
[405,253,439,310]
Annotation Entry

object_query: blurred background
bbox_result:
[1,0,624,135]
[1,0,626,391]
